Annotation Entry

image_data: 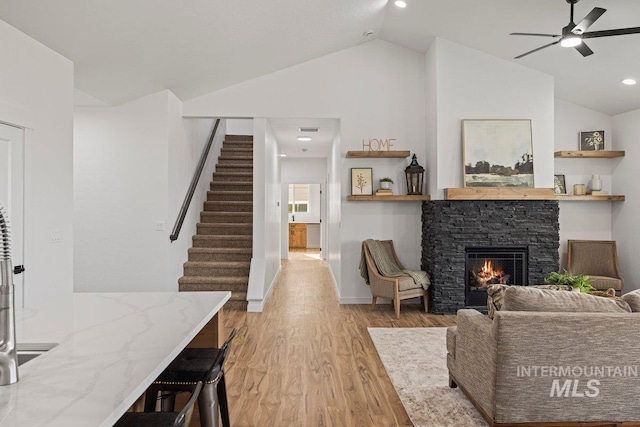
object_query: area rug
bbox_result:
[368,327,488,427]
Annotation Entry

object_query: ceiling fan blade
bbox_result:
[514,40,561,59]
[572,7,606,34]
[574,42,594,57]
[510,32,561,38]
[583,27,640,39]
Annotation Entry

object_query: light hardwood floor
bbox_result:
[219,251,457,426]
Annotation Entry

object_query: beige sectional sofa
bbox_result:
[447,286,640,426]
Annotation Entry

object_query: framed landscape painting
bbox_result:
[351,168,373,195]
[462,119,534,188]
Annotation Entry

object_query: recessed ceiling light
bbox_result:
[297,136,312,142]
[279,153,287,157]
[560,36,582,48]
[394,1,407,8]
[622,78,637,86]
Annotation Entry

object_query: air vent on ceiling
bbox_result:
[298,127,319,133]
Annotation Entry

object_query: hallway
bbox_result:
[223,253,456,426]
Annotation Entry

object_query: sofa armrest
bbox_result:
[449,309,496,418]
[492,311,640,423]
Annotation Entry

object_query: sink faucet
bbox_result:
[0,206,18,385]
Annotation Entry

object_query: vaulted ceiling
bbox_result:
[1,0,638,115]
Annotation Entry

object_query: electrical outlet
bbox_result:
[155,221,166,231]
[49,230,62,243]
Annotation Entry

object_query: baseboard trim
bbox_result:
[247,264,281,312]
[339,297,373,304]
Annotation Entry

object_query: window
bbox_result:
[288,184,309,214]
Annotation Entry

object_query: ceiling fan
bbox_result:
[511,0,640,59]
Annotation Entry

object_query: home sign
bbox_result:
[362,138,396,151]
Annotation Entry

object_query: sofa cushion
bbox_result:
[590,275,623,291]
[621,289,640,312]
[502,286,631,313]
[487,284,577,319]
[397,276,422,291]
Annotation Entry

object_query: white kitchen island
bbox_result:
[0,291,230,427]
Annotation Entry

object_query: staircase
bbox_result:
[178,135,253,310]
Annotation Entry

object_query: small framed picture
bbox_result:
[579,130,605,151]
[351,168,373,195]
[554,174,566,194]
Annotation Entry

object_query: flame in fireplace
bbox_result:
[473,259,506,288]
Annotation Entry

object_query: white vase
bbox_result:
[590,174,602,192]
[380,181,391,190]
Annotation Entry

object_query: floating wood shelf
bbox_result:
[346,151,410,158]
[555,194,625,201]
[445,188,555,200]
[347,195,430,201]
[554,150,625,158]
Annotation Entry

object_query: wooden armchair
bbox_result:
[361,240,429,318]
[567,239,624,295]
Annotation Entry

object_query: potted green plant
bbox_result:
[544,270,595,293]
[379,177,394,190]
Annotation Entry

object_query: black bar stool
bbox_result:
[145,329,237,427]
[115,381,203,427]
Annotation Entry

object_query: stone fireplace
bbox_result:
[421,200,559,314]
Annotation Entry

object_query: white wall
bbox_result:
[327,133,341,296]
[0,19,74,306]
[612,108,640,292]
[184,39,426,303]
[247,118,281,311]
[74,92,171,292]
[75,90,221,292]
[431,38,555,198]
[554,99,615,267]
[226,118,253,135]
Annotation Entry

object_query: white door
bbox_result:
[0,123,25,307]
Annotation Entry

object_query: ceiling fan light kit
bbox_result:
[560,35,582,47]
[511,0,640,59]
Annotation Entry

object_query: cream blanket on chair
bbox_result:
[360,239,430,290]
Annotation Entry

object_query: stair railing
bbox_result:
[170,119,220,241]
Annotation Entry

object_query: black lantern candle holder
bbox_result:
[405,154,424,195]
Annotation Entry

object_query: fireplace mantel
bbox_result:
[444,187,555,200]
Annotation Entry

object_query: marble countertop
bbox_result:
[0,291,230,427]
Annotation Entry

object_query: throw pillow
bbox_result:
[486,284,509,319]
[502,286,632,313]
[621,289,640,312]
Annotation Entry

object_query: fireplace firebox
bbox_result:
[465,247,528,308]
